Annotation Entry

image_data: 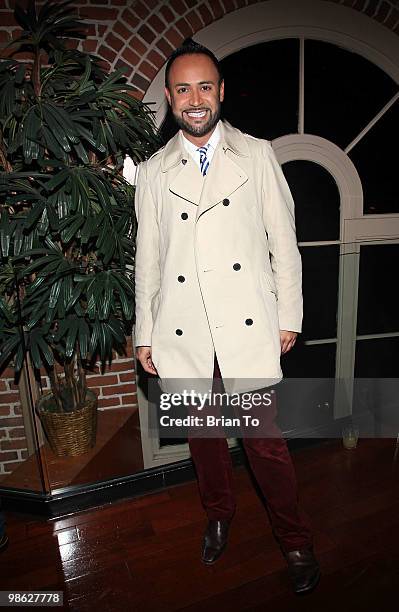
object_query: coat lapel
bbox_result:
[161,131,203,206]
[160,120,250,212]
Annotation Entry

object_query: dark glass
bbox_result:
[304,39,397,150]
[357,244,399,335]
[348,101,399,214]
[281,339,336,377]
[282,160,340,242]
[300,245,339,340]
[219,39,300,140]
[355,337,399,377]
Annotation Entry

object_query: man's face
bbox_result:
[165,53,224,139]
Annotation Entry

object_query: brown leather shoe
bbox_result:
[284,547,321,594]
[201,519,231,565]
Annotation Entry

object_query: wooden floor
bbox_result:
[1,438,399,611]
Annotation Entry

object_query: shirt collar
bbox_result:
[180,121,221,154]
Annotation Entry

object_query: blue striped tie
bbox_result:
[197,144,210,176]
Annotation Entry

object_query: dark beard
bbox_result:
[172,104,222,137]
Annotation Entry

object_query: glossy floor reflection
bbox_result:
[1,439,399,611]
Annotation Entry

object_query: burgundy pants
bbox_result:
[187,354,314,553]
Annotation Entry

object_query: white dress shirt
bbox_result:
[180,121,221,174]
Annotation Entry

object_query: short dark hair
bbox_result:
[164,38,223,89]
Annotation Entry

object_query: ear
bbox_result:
[219,79,225,103]
[164,86,172,105]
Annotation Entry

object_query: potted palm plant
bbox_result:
[0,0,160,456]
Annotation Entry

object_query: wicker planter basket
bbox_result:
[36,389,98,457]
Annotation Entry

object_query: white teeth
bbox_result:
[187,111,206,117]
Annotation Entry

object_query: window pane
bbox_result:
[357,244,399,335]
[304,39,397,150]
[300,245,339,340]
[220,39,299,140]
[355,337,399,377]
[283,160,340,242]
[348,101,399,214]
[281,340,336,377]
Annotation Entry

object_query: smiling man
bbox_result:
[134,39,320,595]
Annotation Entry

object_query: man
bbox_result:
[134,38,320,595]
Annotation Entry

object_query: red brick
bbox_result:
[98,44,117,62]
[64,39,79,50]
[175,17,194,37]
[138,23,156,44]
[0,406,11,416]
[98,24,107,36]
[97,59,111,72]
[122,46,141,66]
[0,416,23,427]
[110,0,128,4]
[385,8,399,29]
[87,374,119,386]
[198,3,213,26]
[131,89,144,100]
[208,0,224,19]
[79,7,119,20]
[165,26,183,47]
[83,24,96,36]
[130,35,147,56]
[185,0,198,7]
[121,394,137,405]
[103,361,135,373]
[375,1,391,23]
[0,393,20,405]
[114,21,132,39]
[0,11,16,26]
[138,59,158,79]
[157,38,174,58]
[119,372,136,383]
[20,449,28,459]
[102,383,136,396]
[121,9,139,29]
[143,0,158,9]
[159,5,175,24]
[0,380,7,392]
[9,427,26,438]
[148,14,165,34]
[0,439,26,450]
[0,368,14,378]
[98,396,121,408]
[133,1,150,20]
[0,30,11,42]
[221,0,236,12]
[185,9,203,32]
[170,0,187,16]
[2,460,23,471]
[147,48,166,67]
[82,39,98,53]
[106,32,125,51]
[0,450,18,461]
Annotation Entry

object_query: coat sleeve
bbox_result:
[134,160,161,347]
[261,141,303,333]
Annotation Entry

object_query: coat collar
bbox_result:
[160,119,249,172]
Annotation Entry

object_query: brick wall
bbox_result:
[0,368,28,477]
[0,0,399,99]
[1,0,399,474]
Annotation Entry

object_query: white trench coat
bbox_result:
[134,120,302,395]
